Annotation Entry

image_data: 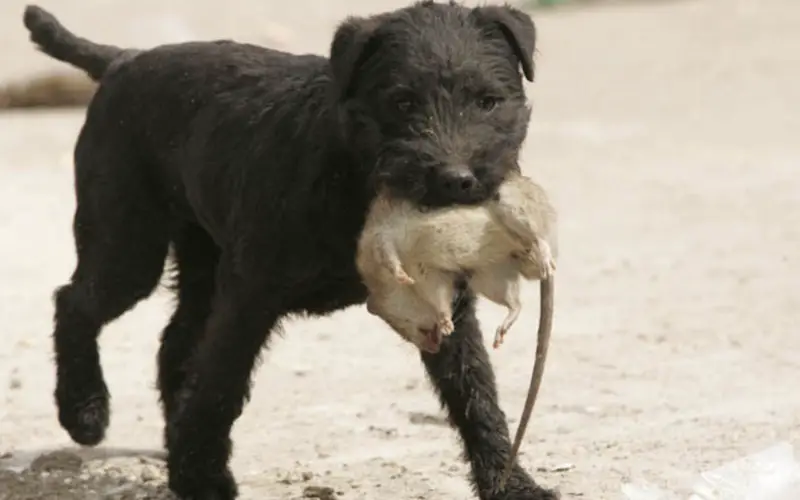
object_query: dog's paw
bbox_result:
[490,487,560,500]
[56,378,110,447]
[480,466,560,500]
[168,466,238,500]
[167,438,238,500]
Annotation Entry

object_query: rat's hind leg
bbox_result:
[493,291,522,349]
[536,238,556,279]
[516,237,557,281]
[491,184,538,247]
[469,263,522,348]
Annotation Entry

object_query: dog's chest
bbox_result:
[286,262,368,316]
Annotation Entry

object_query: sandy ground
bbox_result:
[1,0,799,498]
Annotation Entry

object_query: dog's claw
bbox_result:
[56,380,110,447]
[168,467,238,500]
[485,464,561,499]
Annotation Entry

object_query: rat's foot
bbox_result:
[540,257,556,280]
[393,268,415,285]
[492,325,508,349]
[437,316,455,336]
[536,239,556,280]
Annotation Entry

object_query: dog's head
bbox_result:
[330,1,536,209]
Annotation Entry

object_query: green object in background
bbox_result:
[531,0,575,7]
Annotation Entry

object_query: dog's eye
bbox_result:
[477,96,502,112]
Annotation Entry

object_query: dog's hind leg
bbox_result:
[166,254,282,500]
[52,136,170,447]
[157,223,219,439]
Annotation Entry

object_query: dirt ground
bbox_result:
[1,0,799,498]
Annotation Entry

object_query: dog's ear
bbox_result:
[470,4,537,82]
[330,15,383,100]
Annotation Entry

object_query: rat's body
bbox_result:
[356,172,557,487]
[357,172,556,351]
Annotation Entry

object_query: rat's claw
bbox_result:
[394,270,415,285]
[437,316,455,336]
[493,327,508,349]
[540,258,556,280]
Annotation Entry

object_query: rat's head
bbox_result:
[366,288,443,353]
[330,1,536,209]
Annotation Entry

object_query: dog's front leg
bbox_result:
[420,286,559,500]
[165,268,280,500]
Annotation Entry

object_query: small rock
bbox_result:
[537,463,575,473]
[303,485,336,499]
[408,412,449,427]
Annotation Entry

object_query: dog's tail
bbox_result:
[23,5,126,81]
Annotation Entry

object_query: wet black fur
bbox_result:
[23,2,557,499]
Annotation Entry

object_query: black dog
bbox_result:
[23,2,556,499]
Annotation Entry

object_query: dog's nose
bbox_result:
[440,168,478,197]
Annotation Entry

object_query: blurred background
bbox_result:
[1,0,799,498]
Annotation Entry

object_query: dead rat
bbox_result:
[356,172,557,487]
[357,172,556,349]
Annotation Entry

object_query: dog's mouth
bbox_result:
[371,168,427,204]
